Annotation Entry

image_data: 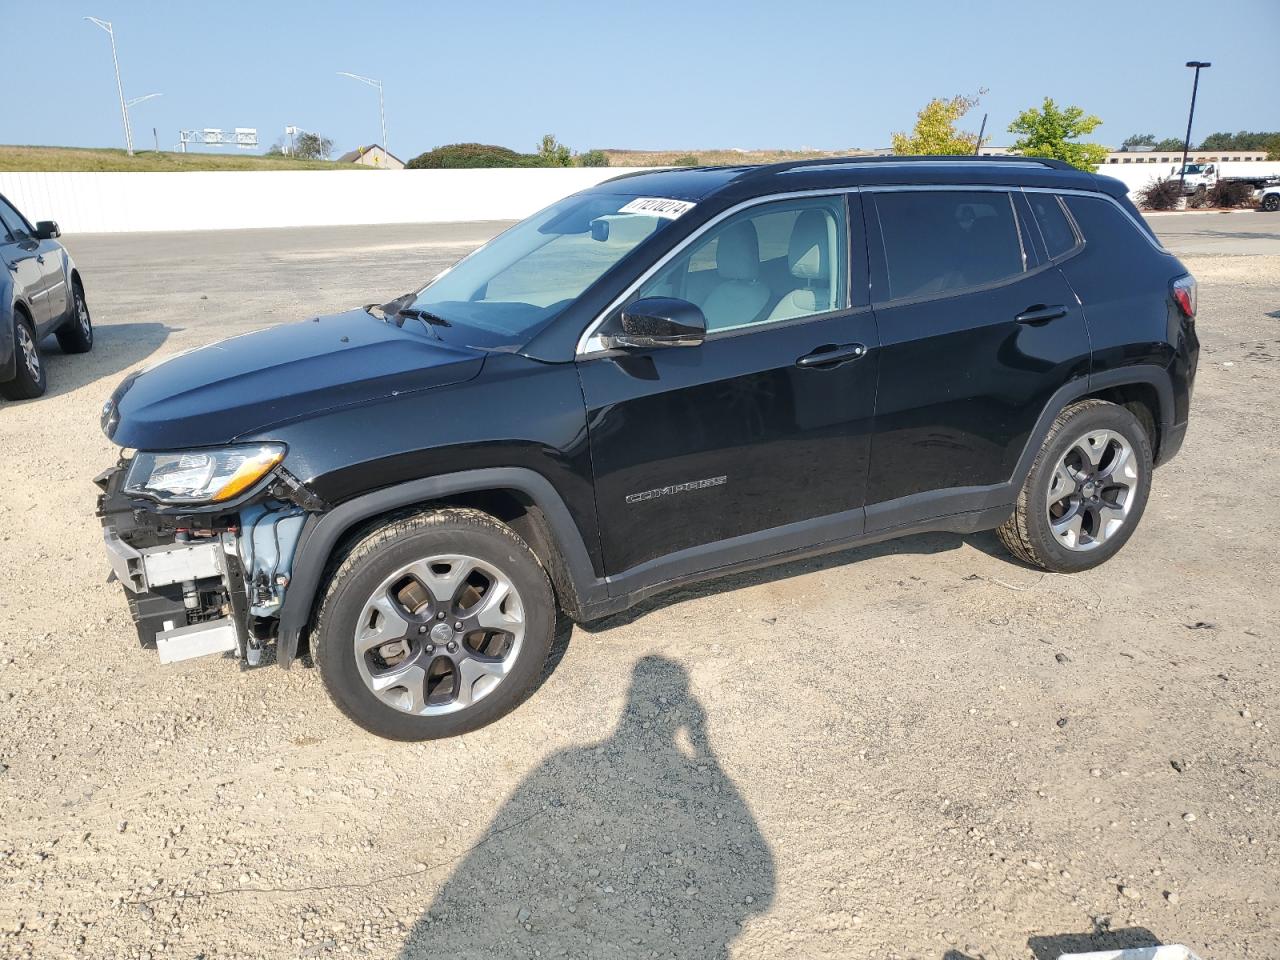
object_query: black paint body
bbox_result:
[100,157,1198,664]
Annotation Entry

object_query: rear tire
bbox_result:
[997,400,1153,573]
[55,279,93,354]
[1,311,47,400]
[313,508,556,740]
[1263,193,1280,213]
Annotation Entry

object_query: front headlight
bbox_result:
[123,444,286,505]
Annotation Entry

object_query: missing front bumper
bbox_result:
[104,526,249,659]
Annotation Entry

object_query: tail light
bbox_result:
[1172,275,1197,320]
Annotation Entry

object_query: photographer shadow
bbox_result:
[398,655,775,959]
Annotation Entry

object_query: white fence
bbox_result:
[0,169,645,234]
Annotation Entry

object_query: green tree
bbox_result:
[1154,137,1185,152]
[1199,130,1280,152]
[891,91,984,155]
[294,131,334,161]
[1265,134,1280,161]
[537,134,572,167]
[1007,98,1108,171]
[576,149,610,167]
[672,154,700,167]
[406,143,542,168]
[1122,133,1157,148]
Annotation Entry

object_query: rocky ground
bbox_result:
[0,215,1276,959]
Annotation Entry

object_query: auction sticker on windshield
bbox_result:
[618,197,696,219]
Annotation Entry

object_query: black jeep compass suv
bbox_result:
[96,156,1198,740]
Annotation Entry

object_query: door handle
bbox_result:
[1015,304,1067,325]
[35,254,45,264]
[796,342,867,369]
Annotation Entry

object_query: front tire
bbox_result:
[997,399,1153,573]
[55,279,93,354]
[313,508,556,740]
[1263,193,1280,213]
[1,311,47,400]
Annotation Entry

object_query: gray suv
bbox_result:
[1,193,93,400]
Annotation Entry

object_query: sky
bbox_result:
[5,0,1279,160]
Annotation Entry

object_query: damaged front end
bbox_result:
[95,447,325,668]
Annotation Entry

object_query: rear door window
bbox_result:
[1026,192,1079,259]
[872,191,1025,301]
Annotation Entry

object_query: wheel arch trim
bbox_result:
[275,467,602,668]
[1013,366,1173,485]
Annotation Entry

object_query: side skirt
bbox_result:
[580,501,1012,621]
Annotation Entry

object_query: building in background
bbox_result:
[336,144,404,169]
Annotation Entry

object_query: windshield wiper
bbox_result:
[395,307,451,328]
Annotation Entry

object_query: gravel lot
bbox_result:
[1,211,1277,960]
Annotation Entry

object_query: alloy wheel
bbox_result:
[76,292,91,336]
[1046,429,1140,552]
[17,323,39,382]
[353,554,525,715]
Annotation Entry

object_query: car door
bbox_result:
[577,192,880,583]
[35,228,68,326]
[0,199,48,328]
[862,187,1091,531]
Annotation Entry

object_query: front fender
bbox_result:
[274,467,604,668]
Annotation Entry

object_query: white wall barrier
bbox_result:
[0,165,1193,235]
[0,168,647,234]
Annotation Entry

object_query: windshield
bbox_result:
[1183,164,1207,174]
[410,193,688,346]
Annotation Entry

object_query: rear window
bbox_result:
[874,191,1025,300]
[1027,193,1079,259]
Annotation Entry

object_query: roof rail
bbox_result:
[741,154,1077,176]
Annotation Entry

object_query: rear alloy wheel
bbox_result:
[1,312,47,400]
[314,508,555,740]
[1263,193,1280,213]
[997,399,1153,572]
[56,279,93,354]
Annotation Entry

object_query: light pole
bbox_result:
[337,72,387,165]
[1179,60,1211,195]
[85,17,134,156]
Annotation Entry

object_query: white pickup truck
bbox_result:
[1168,160,1280,195]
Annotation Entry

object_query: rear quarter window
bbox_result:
[1061,195,1165,260]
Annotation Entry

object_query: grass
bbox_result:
[601,148,870,167]
[0,143,875,173]
[0,145,366,173]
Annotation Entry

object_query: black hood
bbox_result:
[105,309,486,450]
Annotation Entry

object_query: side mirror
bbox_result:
[34,220,60,240]
[603,297,706,350]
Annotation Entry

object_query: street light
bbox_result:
[85,17,134,156]
[337,72,387,166]
[1179,60,1211,196]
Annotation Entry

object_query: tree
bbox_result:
[1122,133,1157,148]
[294,131,334,161]
[576,149,610,167]
[1154,137,1185,152]
[536,134,572,167]
[1007,98,1108,171]
[891,91,984,156]
[1266,134,1280,162]
[407,143,542,168]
